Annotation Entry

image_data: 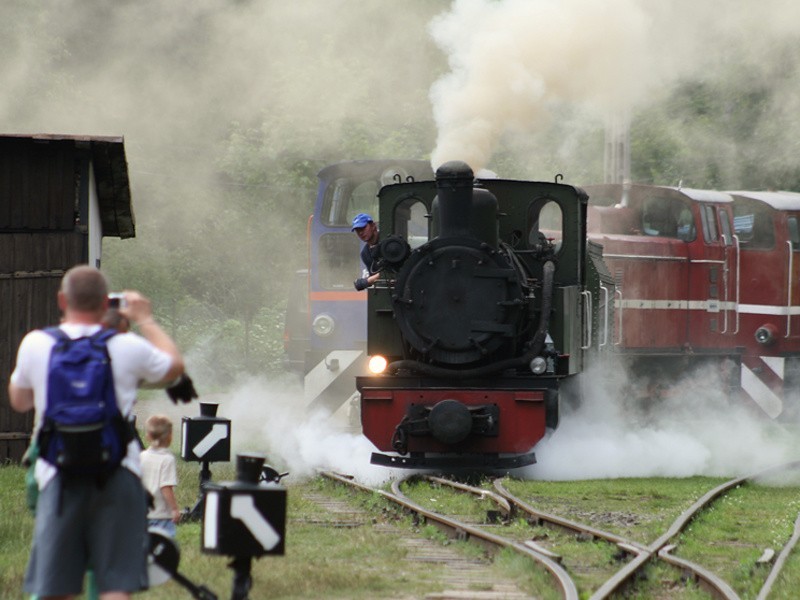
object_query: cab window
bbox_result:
[642,196,690,239]
[528,198,563,251]
[394,198,429,249]
[701,205,719,243]
[788,216,800,249]
[322,178,380,226]
[346,181,380,226]
[718,210,733,246]
[733,199,775,249]
[318,233,361,289]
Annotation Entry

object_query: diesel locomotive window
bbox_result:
[318,233,361,289]
[394,199,429,249]
[527,198,563,250]
[718,210,734,246]
[700,205,719,243]
[323,178,380,226]
[641,197,690,239]
[789,216,800,249]
[347,180,380,225]
[733,199,775,249]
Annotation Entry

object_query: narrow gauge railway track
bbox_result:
[325,461,800,599]
[488,460,800,599]
[321,471,580,600]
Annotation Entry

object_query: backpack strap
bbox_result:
[43,326,70,349]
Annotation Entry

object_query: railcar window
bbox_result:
[642,197,687,238]
[318,233,361,289]
[322,179,380,226]
[528,198,563,251]
[677,207,697,241]
[701,205,719,243]
[394,199,429,249]
[347,180,380,225]
[789,216,800,249]
[718,210,733,245]
[733,200,775,249]
[323,179,351,225]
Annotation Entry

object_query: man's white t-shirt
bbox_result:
[10,323,173,490]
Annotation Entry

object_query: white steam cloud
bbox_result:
[428,0,651,171]
[524,359,798,480]
[135,363,799,485]
[428,0,800,174]
[135,375,404,487]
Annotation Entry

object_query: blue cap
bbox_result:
[351,213,374,231]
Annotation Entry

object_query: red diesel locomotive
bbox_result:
[585,184,800,418]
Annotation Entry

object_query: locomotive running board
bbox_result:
[370,451,537,470]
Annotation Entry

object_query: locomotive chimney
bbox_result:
[435,160,474,238]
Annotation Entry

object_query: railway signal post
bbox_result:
[181,402,232,520]
[202,453,287,600]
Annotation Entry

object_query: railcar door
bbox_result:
[686,201,737,350]
[786,212,800,338]
[732,197,790,350]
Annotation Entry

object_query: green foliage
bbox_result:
[630,39,800,190]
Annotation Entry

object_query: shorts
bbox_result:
[24,468,149,597]
[148,518,177,538]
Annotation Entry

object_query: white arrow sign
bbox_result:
[230,495,281,551]
[192,423,228,458]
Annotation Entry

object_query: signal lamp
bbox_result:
[368,355,388,374]
[755,323,778,346]
[529,356,547,375]
[312,314,335,337]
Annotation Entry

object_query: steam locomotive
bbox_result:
[356,161,614,469]
[287,159,800,469]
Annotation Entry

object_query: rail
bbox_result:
[321,471,579,600]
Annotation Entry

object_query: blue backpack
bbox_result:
[38,327,132,479]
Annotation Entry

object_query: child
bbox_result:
[140,415,181,537]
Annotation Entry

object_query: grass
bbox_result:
[0,460,459,600]
[674,481,800,598]
[6,456,800,599]
[502,475,727,544]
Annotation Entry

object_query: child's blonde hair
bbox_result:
[145,414,173,447]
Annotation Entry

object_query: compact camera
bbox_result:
[108,292,127,309]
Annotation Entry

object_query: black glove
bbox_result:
[166,374,199,404]
[354,277,369,291]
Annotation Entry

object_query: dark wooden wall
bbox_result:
[0,138,93,462]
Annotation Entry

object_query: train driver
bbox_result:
[352,213,381,291]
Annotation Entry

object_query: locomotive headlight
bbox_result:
[312,314,335,337]
[529,356,547,375]
[368,355,388,374]
[755,323,778,346]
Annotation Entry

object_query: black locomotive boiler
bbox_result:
[357,161,614,469]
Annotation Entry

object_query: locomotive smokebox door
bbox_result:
[181,402,231,463]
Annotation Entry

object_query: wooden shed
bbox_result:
[0,133,135,463]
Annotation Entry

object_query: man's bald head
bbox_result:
[60,265,109,313]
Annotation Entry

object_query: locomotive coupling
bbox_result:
[390,401,500,454]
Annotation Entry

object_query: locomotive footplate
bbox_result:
[370,450,537,470]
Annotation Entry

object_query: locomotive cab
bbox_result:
[357,161,613,470]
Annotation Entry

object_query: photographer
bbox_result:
[351,213,381,291]
[8,265,185,600]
